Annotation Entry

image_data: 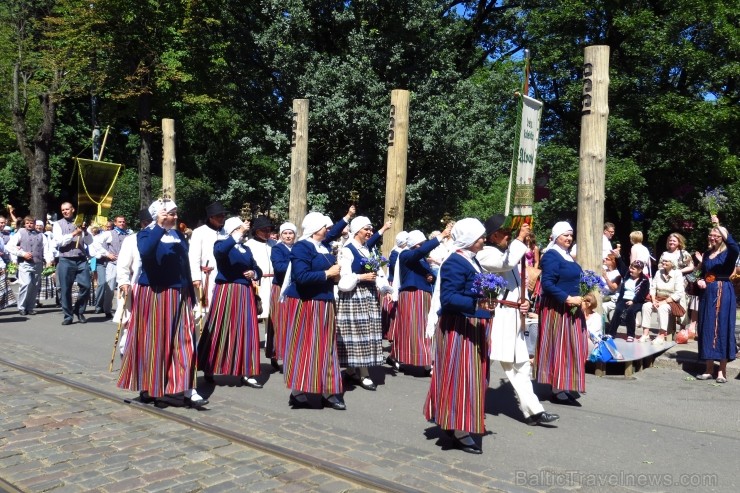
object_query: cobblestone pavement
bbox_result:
[0,362,377,493]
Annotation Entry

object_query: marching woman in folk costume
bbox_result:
[536,221,588,406]
[265,222,297,372]
[382,231,408,341]
[282,210,354,410]
[336,216,393,391]
[695,215,738,383]
[198,217,264,389]
[424,218,490,454]
[388,227,450,372]
[117,199,207,409]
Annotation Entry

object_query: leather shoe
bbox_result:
[358,377,377,391]
[386,356,401,371]
[289,393,311,409]
[242,377,263,389]
[105,312,113,319]
[77,313,87,324]
[321,395,347,410]
[94,308,103,314]
[184,396,209,409]
[549,393,582,407]
[139,391,156,404]
[19,310,27,316]
[525,411,560,426]
[451,434,482,455]
[61,318,73,326]
[28,310,37,315]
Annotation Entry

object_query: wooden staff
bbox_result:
[108,290,129,372]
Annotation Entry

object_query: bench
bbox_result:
[587,338,676,378]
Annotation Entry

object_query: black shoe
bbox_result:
[19,310,27,316]
[242,377,263,389]
[139,391,156,404]
[270,358,280,372]
[77,313,87,324]
[184,396,209,409]
[289,393,311,409]
[525,411,560,426]
[357,377,377,391]
[28,310,37,315]
[61,318,73,326]
[386,356,401,371]
[321,395,347,410]
[549,393,582,407]
[451,434,482,454]
[105,313,113,319]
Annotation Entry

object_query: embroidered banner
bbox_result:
[505,94,542,228]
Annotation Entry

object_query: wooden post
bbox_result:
[382,89,409,259]
[289,99,309,229]
[162,118,176,201]
[577,46,610,280]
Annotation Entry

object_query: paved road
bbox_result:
[1,303,738,492]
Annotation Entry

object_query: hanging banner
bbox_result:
[76,158,122,226]
[504,94,542,227]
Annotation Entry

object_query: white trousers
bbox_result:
[17,261,42,312]
[640,302,673,332]
[500,360,545,418]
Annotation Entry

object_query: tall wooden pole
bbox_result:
[577,46,610,277]
[162,118,176,201]
[382,90,409,259]
[289,99,309,229]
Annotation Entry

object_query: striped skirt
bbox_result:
[266,284,294,360]
[391,289,433,366]
[283,298,343,394]
[424,313,490,434]
[536,296,588,392]
[197,282,260,377]
[336,284,384,367]
[0,272,16,309]
[117,285,196,397]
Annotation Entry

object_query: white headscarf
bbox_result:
[349,216,371,235]
[395,231,409,248]
[147,199,180,242]
[546,221,574,261]
[451,218,485,250]
[300,212,327,240]
[279,222,297,235]
[406,230,426,248]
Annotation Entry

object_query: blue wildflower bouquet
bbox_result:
[359,248,389,273]
[571,269,607,315]
[699,187,727,215]
[471,272,507,313]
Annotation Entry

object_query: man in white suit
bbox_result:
[476,214,559,426]
[189,202,227,317]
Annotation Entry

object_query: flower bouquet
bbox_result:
[699,187,727,215]
[359,248,389,273]
[6,262,17,278]
[42,265,56,277]
[571,270,607,315]
[471,272,507,314]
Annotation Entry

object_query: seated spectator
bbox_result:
[582,293,603,344]
[601,253,626,322]
[607,260,650,341]
[639,258,685,345]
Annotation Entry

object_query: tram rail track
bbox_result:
[0,356,423,493]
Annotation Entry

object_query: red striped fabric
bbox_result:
[117,284,196,397]
[283,299,343,394]
[391,290,432,366]
[266,284,294,360]
[197,282,260,376]
[424,313,490,434]
[536,296,588,392]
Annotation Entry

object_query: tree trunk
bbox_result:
[138,92,153,209]
[11,62,53,223]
